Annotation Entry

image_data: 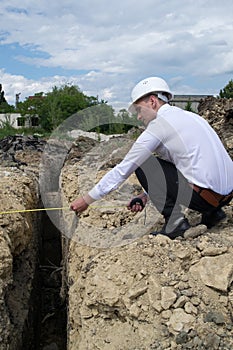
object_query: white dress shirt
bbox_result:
[88,104,233,200]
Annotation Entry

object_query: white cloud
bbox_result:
[0,69,61,104]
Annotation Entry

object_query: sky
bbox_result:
[1,0,233,112]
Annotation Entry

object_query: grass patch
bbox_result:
[0,126,51,140]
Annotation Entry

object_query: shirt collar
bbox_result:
[156,103,170,119]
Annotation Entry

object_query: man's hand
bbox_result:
[70,197,89,213]
[127,193,148,212]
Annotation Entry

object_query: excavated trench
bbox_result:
[0,135,67,350]
[36,138,68,349]
[16,207,67,350]
[37,211,67,350]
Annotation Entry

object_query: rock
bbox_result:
[175,331,189,344]
[203,334,221,349]
[129,304,141,318]
[184,224,207,239]
[67,129,121,142]
[142,247,155,257]
[173,296,188,308]
[147,276,162,311]
[161,310,172,319]
[190,253,233,292]
[204,311,226,325]
[161,286,177,310]
[168,308,195,332]
[201,246,228,256]
[184,301,198,315]
[128,283,148,300]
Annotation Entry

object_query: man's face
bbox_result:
[134,96,157,126]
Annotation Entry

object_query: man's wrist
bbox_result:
[82,194,95,205]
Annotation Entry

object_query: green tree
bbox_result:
[114,108,136,133]
[0,84,15,113]
[17,85,102,132]
[0,101,15,113]
[219,79,233,98]
[16,92,45,126]
[184,100,195,112]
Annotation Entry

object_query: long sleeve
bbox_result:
[88,129,160,200]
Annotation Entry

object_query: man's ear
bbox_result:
[149,94,158,108]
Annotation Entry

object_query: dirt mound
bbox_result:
[0,97,232,349]
[59,98,233,349]
[198,97,233,159]
[0,134,46,167]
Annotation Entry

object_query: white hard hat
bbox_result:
[129,77,173,112]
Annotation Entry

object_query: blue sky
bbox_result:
[1,0,233,111]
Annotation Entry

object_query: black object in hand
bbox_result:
[129,197,144,208]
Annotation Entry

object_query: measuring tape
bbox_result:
[0,205,127,215]
[0,207,70,215]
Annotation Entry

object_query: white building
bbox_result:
[171,95,212,112]
[0,113,39,129]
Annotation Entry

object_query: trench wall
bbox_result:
[0,168,41,349]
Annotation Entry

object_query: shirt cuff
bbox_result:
[88,187,103,201]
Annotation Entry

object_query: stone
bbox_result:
[175,331,189,344]
[161,286,177,310]
[184,225,207,239]
[173,296,188,308]
[203,334,221,349]
[184,301,198,315]
[129,304,141,318]
[189,254,233,292]
[142,247,155,257]
[147,275,162,310]
[175,248,191,259]
[168,308,195,332]
[161,310,172,319]
[128,283,148,300]
[201,246,228,256]
[190,296,201,306]
[204,311,225,325]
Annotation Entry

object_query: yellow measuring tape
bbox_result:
[0,205,126,215]
[0,207,70,215]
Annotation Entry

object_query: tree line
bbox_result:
[0,79,233,135]
[0,84,140,135]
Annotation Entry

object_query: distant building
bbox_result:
[0,113,39,129]
[171,95,213,112]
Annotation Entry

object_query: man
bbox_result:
[70,77,233,239]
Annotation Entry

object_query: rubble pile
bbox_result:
[198,97,233,158]
[66,232,233,350]
[0,96,232,349]
[0,135,46,166]
[61,122,233,349]
[61,97,233,349]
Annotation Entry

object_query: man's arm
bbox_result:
[70,128,159,213]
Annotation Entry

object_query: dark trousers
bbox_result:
[135,156,222,222]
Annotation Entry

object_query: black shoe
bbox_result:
[150,218,190,240]
[201,209,226,229]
